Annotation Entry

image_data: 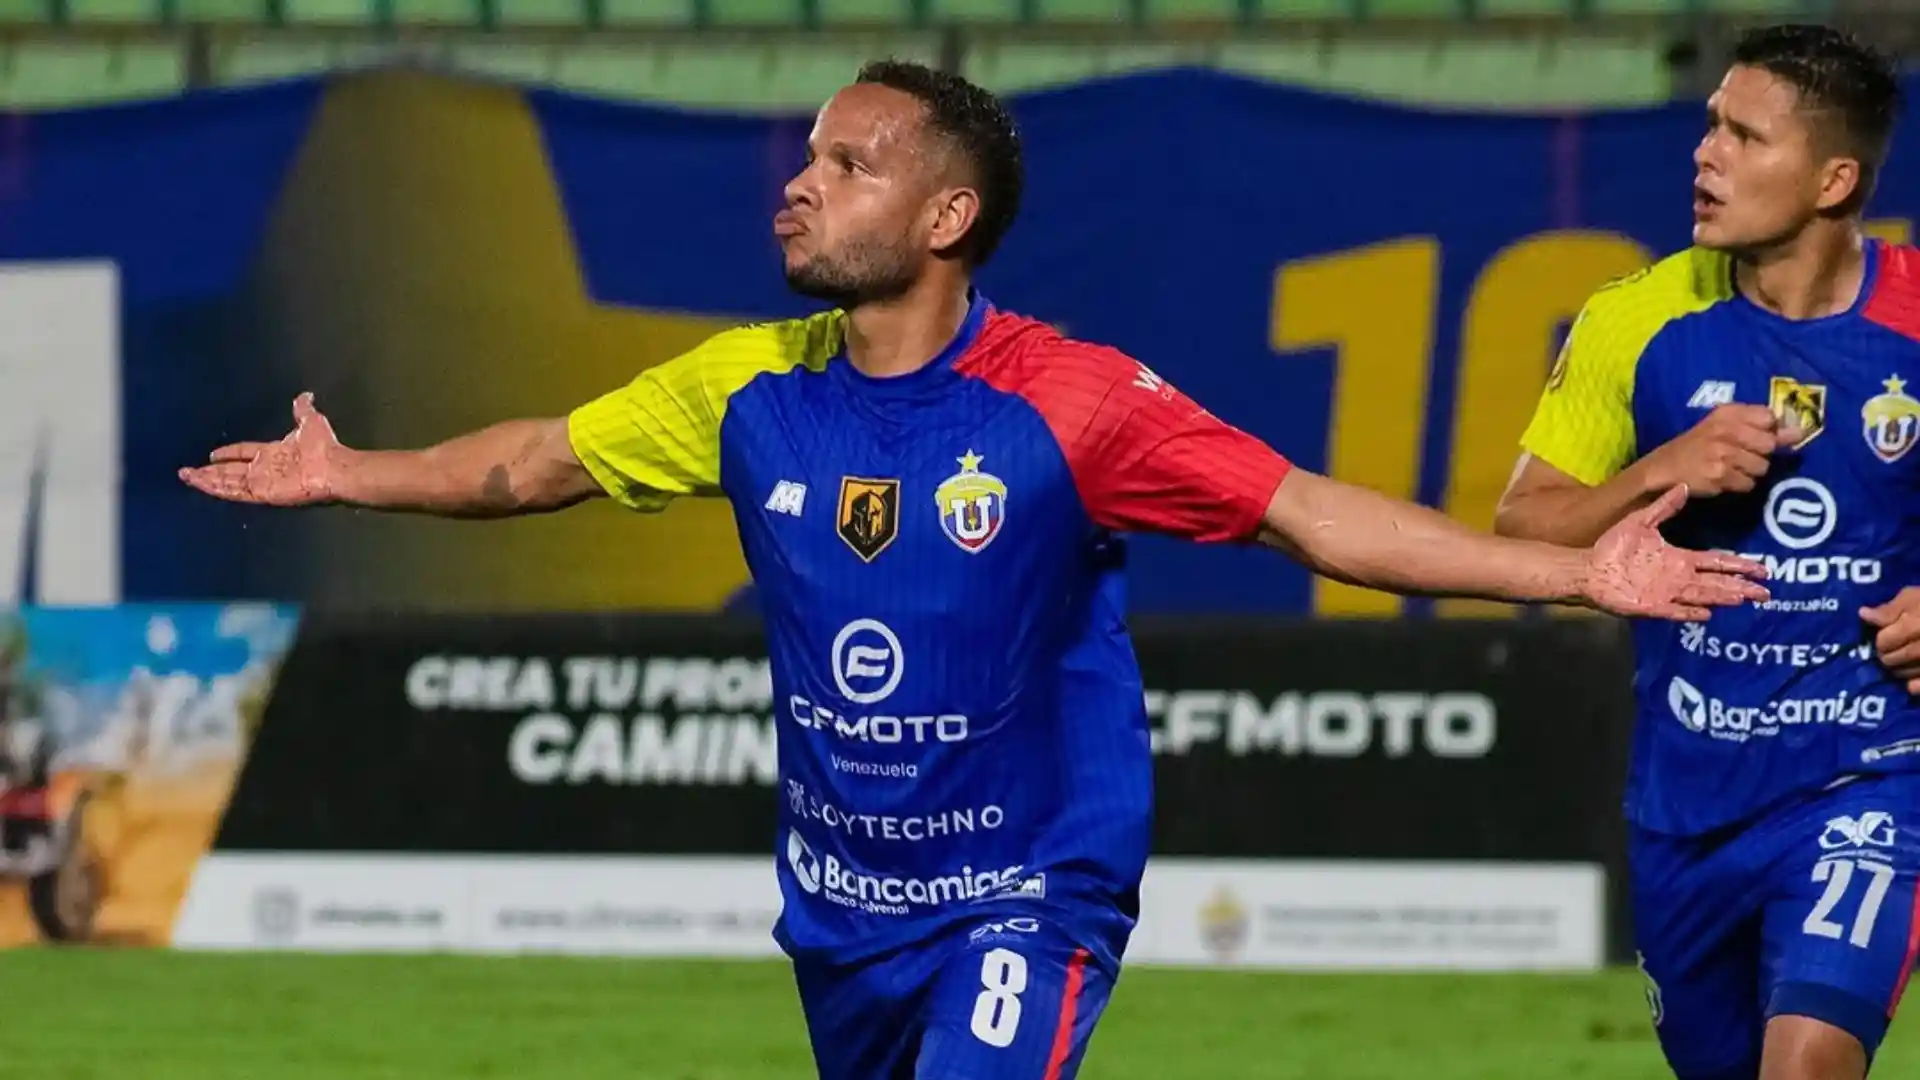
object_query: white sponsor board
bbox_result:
[174,853,784,956]
[1127,858,1604,971]
[0,261,120,605]
[177,854,1603,971]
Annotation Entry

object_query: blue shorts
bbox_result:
[792,914,1117,1080]
[1631,772,1920,1079]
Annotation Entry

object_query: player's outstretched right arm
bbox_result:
[179,393,600,518]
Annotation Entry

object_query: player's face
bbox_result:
[777,85,943,306]
[1692,65,1837,252]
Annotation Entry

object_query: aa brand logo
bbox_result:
[837,477,900,562]
[1763,478,1837,551]
[934,450,1006,554]
[1819,812,1897,852]
[764,480,807,518]
[1688,380,1735,409]
[1769,376,1827,449]
[1862,375,1920,465]
[831,619,903,705]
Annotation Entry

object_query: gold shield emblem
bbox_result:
[837,477,900,562]
[1768,376,1826,449]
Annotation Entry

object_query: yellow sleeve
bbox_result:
[1517,249,1732,487]
[567,313,844,512]
[1517,299,1641,487]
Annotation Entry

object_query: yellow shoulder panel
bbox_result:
[567,310,845,511]
[1519,247,1732,486]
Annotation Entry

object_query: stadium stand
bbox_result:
[0,1,1888,119]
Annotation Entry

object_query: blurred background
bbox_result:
[1,2,1917,1077]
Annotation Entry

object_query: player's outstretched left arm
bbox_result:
[1029,341,1767,621]
[1256,469,1769,621]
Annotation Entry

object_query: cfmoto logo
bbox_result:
[832,619,903,705]
[1764,478,1837,551]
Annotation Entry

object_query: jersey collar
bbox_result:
[1731,236,1882,330]
[831,288,990,403]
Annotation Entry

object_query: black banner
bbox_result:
[217,612,1634,861]
[217,614,780,856]
[1138,615,1635,864]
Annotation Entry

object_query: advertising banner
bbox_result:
[6,70,1918,616]
[173,853,784,958]
[2,606,1629,965]
[210,613,1632,863]
[1127,858,1605,971]
[0,603,298,946]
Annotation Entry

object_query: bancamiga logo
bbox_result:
[784,830,1038,917]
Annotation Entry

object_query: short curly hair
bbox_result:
[856,59,1024,267]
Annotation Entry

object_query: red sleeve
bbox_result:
[978,339,1292,542]
[1863,242,1920,342]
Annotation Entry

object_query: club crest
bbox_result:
[1862,374,1920,464]
[934,451,1006,554]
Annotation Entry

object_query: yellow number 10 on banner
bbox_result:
[1270,219,1912,619]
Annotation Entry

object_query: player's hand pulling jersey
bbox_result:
[1522,241,1920,837]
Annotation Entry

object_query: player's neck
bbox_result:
[842,276,972,380]
[1733,222,1867,321]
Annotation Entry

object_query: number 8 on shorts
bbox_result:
[916,921,1118,1080]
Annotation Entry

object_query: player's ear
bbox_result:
[926,186,981,258]
[1813,154,1863,214]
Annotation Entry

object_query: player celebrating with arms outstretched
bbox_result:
[185,61,1764,1080]
[1498,25,1920,1080]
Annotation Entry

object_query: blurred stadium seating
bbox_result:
[0,0,1907,111]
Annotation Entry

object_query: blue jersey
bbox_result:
[1521,241,1920,837]
[566,293,1291,969]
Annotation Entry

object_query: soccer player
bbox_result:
[1496,25,1920,1080]
[183,61,1766,1080]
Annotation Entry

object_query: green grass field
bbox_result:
[9,953,1920,1079]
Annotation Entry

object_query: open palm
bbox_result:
[178,393,340,507]
[1586,485,1769,621]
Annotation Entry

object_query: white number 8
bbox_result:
[969,948,1029,1048]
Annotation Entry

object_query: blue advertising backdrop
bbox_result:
[3,68,1915,615]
